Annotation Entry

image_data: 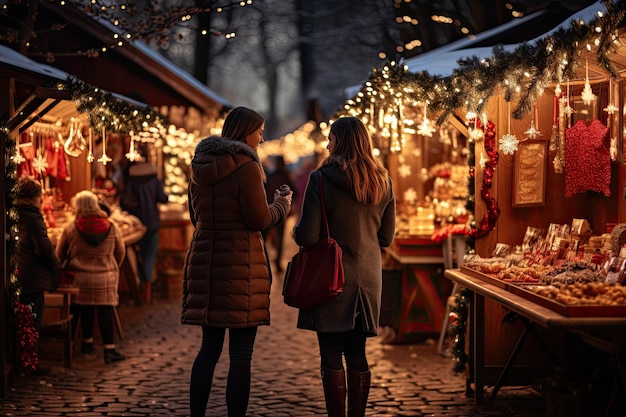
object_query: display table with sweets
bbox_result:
[444,267,626,415]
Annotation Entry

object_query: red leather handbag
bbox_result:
[282,172,344,309]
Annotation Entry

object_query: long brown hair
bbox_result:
[221,107,264,144]
[322,117,390,205]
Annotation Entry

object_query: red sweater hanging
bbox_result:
[564,119,610,197]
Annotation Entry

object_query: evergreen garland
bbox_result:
[3,123,20,305]
[449,288,470,373]
[336,0,626,123]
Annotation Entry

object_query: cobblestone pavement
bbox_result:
[0,281,547,417]
[1,221,547,417]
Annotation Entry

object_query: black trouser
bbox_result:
[317,325,369,372]
[190,326,258,417]
[78,305,115,345]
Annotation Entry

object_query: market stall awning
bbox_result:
[1,44,161,134]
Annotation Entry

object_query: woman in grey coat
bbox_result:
[293,117,396,417]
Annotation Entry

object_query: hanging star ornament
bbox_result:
[499,101,518,155]
[469,127,484,142]
[97,153,112,165]
[524,120,542,140]
[398,164,412,178]
[581,57,596,106]
[13,150,25,165]
[499,134,519,155]
[604,103,618,115]
[403,188,418,205]
[603,77,618,115]
[32,152,48,174]
[417,119,436,137]
[479,153,488,168]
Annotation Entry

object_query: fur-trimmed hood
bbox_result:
[190,135,261,186]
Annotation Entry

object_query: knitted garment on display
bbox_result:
[564,119,611,198]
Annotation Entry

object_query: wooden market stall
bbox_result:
[332,0,626,414]
[0,43,167,395]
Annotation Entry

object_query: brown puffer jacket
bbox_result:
[181,136,290,328]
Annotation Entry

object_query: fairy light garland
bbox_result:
[335,0,626,124]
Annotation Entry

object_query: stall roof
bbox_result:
[403,0,623,80]
[0,44,151,133]
[40,1,232,111]
[403,9,548,74]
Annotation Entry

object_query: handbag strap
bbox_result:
[318,172,330,239]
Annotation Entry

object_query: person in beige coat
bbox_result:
[182,107,292,417]
[56,190,126,364]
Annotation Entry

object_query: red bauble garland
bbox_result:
[469,120,500,238]
[14,301,39,371]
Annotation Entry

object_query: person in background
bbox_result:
[120,160,168,303]
[14,176,62,375]
[263,155,295,272]
[292,117,396,417]
[182,107,293,417]
[56,190,126,364]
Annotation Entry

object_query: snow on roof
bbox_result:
[0,44,68,81]
[130,40,231,107]
[403,0,608,78]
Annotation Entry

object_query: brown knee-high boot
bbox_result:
[347,368,371,417]
[321,366,346,417]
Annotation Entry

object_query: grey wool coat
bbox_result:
[181,136,291,328]
[293,164,396,336]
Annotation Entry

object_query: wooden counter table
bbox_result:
[444,268,626,415]
[385,237,451,342]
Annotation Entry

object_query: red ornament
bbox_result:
[469,120,500,238]
[13,301,39,372]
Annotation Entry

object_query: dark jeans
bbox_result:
[190,326,258,417]
[78,305,115,345]
[317,325,368,372]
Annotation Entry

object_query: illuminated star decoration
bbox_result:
[499,101,519,155]
[563,80,574,115]
[398,163,412,178]
[97,127,112,165]
[403,188,418,204]
[13,149,25,165]
[581,57,596,106]
[524,119,542,140]
[603,77,618,115]
[416,102,436,137]
[469,127,484,142]
[479,153,488,168]
[125,134,142,162]
[499,134,519,155]
[32,150,48,174]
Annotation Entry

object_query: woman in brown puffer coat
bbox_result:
[56,190,126,364]
[182,107,292,417]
